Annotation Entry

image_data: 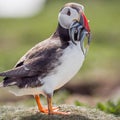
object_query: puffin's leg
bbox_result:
[34,95,58,114]
[34,95,48,113]
[47,94,70,115]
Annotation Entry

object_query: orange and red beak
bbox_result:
[81,12,90,33]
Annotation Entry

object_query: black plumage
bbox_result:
[0,25,69,88]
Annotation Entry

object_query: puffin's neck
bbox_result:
[53,24,70,42]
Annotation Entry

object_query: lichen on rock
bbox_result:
[0,105,119,120]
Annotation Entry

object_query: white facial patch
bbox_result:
[58,7,79,29]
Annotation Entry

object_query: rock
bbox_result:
[0,105,119,120]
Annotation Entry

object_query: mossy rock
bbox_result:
[0,105,119,120]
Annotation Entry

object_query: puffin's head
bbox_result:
[58,3,90,32]
[58,3,91,56]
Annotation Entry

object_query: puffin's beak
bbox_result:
[80,12,90,33]
[79,12,91,55]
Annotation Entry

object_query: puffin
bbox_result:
[0,3,91,115]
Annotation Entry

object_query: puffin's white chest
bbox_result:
[9,42,85,96]
[42,41,85,93]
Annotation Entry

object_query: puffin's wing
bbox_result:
[0,37,69,88]
[0,65,30,77]
[15,38,52,68]
[0,38,65,78]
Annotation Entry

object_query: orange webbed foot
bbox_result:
[48,110,70,115]
[39,106,70,115]
[40,107,59,114]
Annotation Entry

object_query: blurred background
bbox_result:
[0,0,120,110]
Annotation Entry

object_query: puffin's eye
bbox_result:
[67,9,71,16]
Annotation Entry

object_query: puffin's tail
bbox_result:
[0,82,3,87]
[0,71,6,87]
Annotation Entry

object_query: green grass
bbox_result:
[75,100,120,116]
[0,0,120,74]
[97,100,120,116]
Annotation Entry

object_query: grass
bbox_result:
[0,0,120,72]
[97,100,120,116]
[75,100,120,116]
